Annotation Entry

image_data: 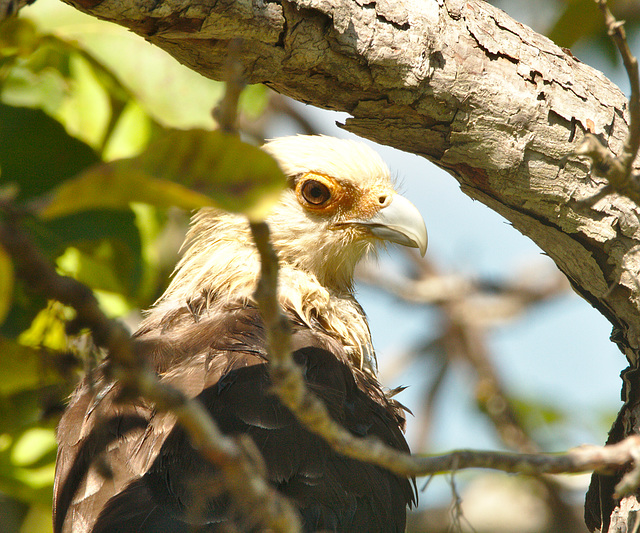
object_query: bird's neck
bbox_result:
[149,215,377,374]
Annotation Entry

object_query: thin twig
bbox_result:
[576,1,640,202]
[596,0,640,173]
[0,207,301,533]
[248,220,640,491]
[212,38,245,134]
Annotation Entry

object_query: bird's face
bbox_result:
[264,136,427,292]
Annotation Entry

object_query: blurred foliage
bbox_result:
[0,0,633,531]
[490,0,640,63]
[0,2,283,532]
[547,0,639,52]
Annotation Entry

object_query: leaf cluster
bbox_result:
[0,4,285,531]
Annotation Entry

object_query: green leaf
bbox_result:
[40,210,141,261]
[42,129,286,220]
[547,0,602,49]
[0,103,100,201]
[23,0,223,130]
[0,282,47,340]
[10,429,56,468]
[54,53,111,150]
[1,17,148,155]
[547,0,640,56]
[510,396,566,428]
[0,245,14,326]
[17,305,70,352]
[0,339,59,397]
[56,246,128,297]
[0,425,58,507]
[40,164,214,219]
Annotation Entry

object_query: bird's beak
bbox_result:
[350,193,428,256]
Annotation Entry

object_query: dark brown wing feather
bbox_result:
[54,303,416,533]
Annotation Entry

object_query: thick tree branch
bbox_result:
[59,0,640,363]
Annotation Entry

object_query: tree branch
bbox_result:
[0,204,302,533]
[59,0,640,363]
[359,256,582,530]
[576,0,640,204]
[249,220,640,496]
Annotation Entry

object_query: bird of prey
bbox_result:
[53,135,426,533]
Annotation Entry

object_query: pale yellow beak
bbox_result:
[348,193,428,256]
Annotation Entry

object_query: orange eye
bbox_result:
[300,179,331,206]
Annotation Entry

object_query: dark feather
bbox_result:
[54,303,415,533]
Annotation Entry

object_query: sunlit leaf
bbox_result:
[56,245,123,293]
[42,129,286,220]
[55,53,111,150]
[0,339,59,397]
[0,245,14,326]
[102,100,152,161]
[11,429,56,468]
[17,304,71,352]
[40,165,214,219]
[1,17,147,157]
[23,0,223,130]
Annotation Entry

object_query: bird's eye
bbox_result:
[300,179,331,206]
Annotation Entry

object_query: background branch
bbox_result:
[359,254,582,530]
[248,220,640,495]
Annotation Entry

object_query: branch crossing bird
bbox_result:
[53,135,426,532]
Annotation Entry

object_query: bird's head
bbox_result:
[148,135,426,373]
[263,135,427,292]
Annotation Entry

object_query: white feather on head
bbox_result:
[146,135,406,374]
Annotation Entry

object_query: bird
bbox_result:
[53,135,426,533]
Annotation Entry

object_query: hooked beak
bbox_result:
[348,193,428,256]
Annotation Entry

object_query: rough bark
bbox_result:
[57,0,640,530]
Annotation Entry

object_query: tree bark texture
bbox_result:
[59,0,640,529]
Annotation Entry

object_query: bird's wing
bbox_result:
[54,304,415,533]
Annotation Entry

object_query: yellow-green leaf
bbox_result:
[10,428,57,468]
[17,304,71,351]
[42,129,286,220]
[40,166,215,219]
[23,0,223,130]
[0,338,58,396]
[0,244,14,326]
